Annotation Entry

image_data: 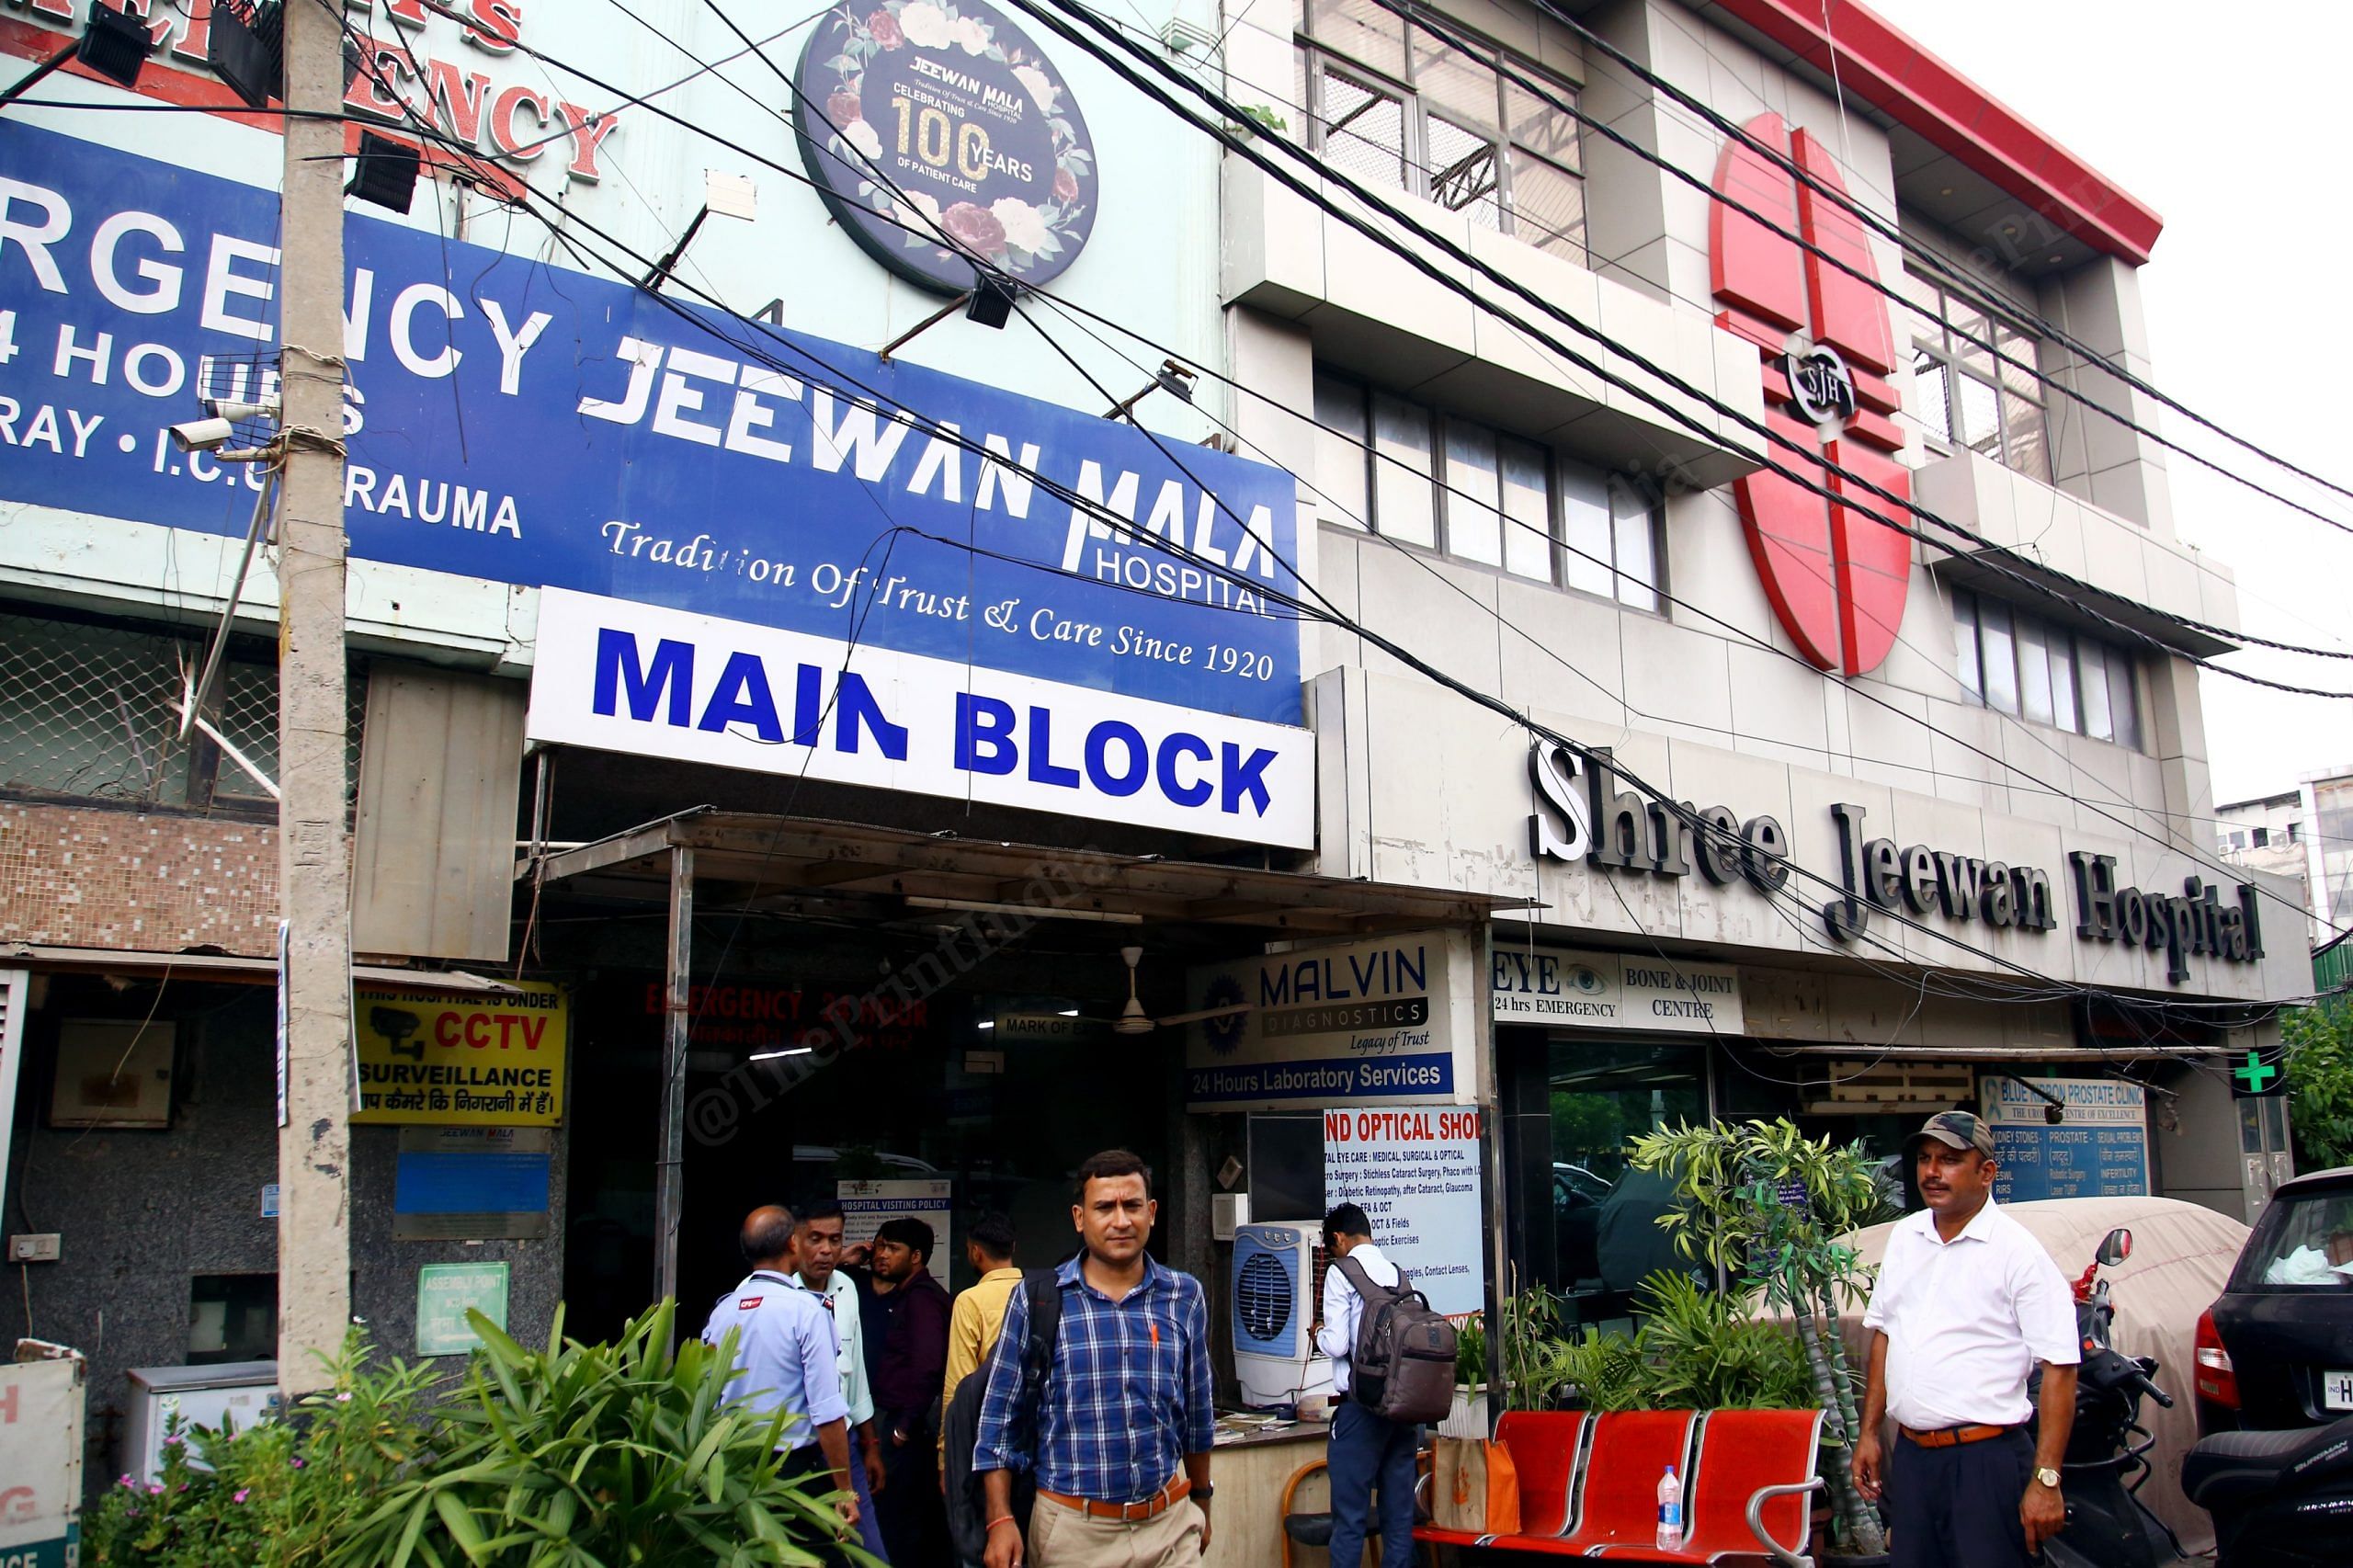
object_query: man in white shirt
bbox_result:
[795,1198,891,1562]
[1855,1112,2081,1567]
[1316,1203,1414,1568]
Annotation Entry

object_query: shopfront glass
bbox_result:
[1541,1037,1707,1325]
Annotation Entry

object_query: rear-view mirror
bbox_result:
[2097,1227,2132,1267]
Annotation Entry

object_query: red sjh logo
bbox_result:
[1710,115,1911,677]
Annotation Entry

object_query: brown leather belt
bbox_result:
[1901,1423,2018,1448]
[1037,1475,1191,1522]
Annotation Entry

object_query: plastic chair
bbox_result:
[1543,1410,1698,1556]
[1284,1456,1404,1567]
[1411,1411,1587,1551]
[1590,1408,1825,1562]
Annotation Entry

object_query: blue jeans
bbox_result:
[1327,1399,1417,1568]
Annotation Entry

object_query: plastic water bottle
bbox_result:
[1655,1463,1685,1551]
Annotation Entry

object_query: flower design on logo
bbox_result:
[951,13,991,53]
[826,88,863,126]
[897,2,954,49]
[990,197,1051,255]
[1013,62,1060,113]
[867,9,904,48]
[941,199,1007,256]
[1710,113,1912,677]
[840,118,883,163]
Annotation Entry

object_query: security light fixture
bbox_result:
[346,131,422,214]
[1104,360,1197,422]
[0,3,152,110]
[207,0,283,111]
[965,275,1019,330]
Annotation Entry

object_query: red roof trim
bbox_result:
[1706,0,2164,264]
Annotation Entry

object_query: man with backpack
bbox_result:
[970,1150,1214,1568]
[1318,1203,1438,1568]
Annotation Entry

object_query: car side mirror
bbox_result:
[2097,1228,2132,1267]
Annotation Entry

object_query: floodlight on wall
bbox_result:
[346,131,422,214]
[965,275,1019,330]
[0,3,152,110]
[207,0,283,111]
[1105,359,1197,423]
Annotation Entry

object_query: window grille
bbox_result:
[0,606,366,812]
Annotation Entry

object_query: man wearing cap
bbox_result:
[1854,1112,2080,1566]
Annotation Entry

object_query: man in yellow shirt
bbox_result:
[941,1212,1022,1466]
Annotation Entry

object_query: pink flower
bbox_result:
[940,200,1006,256]
[335,1392,353,1403]
[1053,166,1078,203]
[233,1490,250,1504]
[290,1458,306,1470]
[826,89,862,126]
[148,1483,163,1495]
[866,10,904,48]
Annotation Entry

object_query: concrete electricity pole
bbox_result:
[275,0,356,1395]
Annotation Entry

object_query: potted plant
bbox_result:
[1630,1119,1898,1564]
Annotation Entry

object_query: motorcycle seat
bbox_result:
[2181,1415,2353,1510]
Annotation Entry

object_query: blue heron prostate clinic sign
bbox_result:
[0,124,1307,845]
[794,0,1098,292]
[1984,1076,2149,1203]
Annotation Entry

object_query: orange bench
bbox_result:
[1413,1408,1825,1564]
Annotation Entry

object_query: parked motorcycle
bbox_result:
[2183,1403,2353,1565]
[2029,1226,2197,1568]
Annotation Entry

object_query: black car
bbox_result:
[2196,1165,2353,1434]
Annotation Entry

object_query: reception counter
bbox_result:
[1204,1418,1334,1568]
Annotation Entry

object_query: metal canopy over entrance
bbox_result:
[520,809,1524,1301]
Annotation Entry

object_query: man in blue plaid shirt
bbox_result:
[972,1150,1215,1568]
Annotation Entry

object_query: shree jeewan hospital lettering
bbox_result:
[0,122,1301,728]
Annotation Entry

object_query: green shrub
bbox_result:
[87,1305,873,1568]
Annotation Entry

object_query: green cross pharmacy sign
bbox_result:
[2231,1045,2288,1099]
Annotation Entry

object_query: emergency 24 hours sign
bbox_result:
[353,983,569,1126]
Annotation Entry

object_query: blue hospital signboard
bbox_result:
[1984,1076,2150,1203]
[0,123,1308,843]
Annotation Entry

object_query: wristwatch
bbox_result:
[1193,1483,1215,1502]
[2034,1466,2062,1489]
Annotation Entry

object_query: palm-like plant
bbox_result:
[1630,1119,1896,1558]
[337,1301,876,1568]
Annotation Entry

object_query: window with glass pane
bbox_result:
[2017,619,2054,725]
[1370,392,1437,547]
[2050,631,2079,732]
[1954,590,1982,698]
[1904,264,2052,484]
[2077,641,2113,741]
[1313,372,1370,528]
[1979,599,2019,714]
[1319,68,1408,193]
[2107,656,2139,750]
[1559,465,1614,597]
[1500,437,1552,581]
[1609,482,1659,610]
[1300,12,1585,265]
[1442,421,1504,565]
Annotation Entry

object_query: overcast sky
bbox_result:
[1866,0,2353,812]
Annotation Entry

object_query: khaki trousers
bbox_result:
[1029,1494,1205,1567]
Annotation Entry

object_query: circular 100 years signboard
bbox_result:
[792,0,1098,294]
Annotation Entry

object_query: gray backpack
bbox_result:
[1334,1254,1458,1425]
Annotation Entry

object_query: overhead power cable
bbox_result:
[1004,0,2353,699]
[1526,0,2353,516]
[394,0,2353,676]
[332,0,2340,935]
[316,0,2306,1020]
[1379,0,2353,547]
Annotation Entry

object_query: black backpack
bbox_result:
[944,1270,1062,1566]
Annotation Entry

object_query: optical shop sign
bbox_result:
[1185,932,1477,1110]
[1491,947,1744,1033]
[0,123,1310,846]
[1324,1108,1485,1318]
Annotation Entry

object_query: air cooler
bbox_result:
[1231,1221,1334,1410]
